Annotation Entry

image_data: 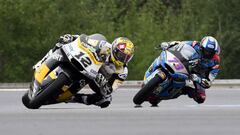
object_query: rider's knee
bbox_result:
[194,97,205,104]
[194,92,206,104]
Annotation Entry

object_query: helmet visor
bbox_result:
[113,49,133,64]
[202,48,215,59]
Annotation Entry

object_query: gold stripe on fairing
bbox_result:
[56,85,73,102]
[77,38,103,65]
[61,85,69,91]
[34,64,50,84]
[87,39,99,46]
[49,71,57,80]
[143,73,147,81]
[56,90,73,102]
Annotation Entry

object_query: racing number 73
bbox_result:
[168,57,184,70]
[75,52,92,68]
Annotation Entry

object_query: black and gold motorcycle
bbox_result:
[22,37,104,109]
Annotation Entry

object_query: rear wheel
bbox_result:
[22,73,70,109]
[133,76,163,105]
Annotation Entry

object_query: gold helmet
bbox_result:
[111,37,135,66]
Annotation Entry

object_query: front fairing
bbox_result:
[62,37,103,79]
[144,56,162,83]
[144,50,189,84]
[144,43,199,99]
[144,68,162,84]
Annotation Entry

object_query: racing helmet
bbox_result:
[111,37,135,66]
[200,36,220,59]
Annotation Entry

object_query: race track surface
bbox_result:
[0,89,240,135]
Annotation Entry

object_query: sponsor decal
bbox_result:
[118,73,127,80]
[88,39,99,46]
[90,69,98,75]
[79,79,86,88]
[192,41,198,47]
[99,41,107,48]
[209,37,215,42]
[207,44,215,49]
[117,43,126,50]
[168,57,184,70]
[51,53,63,61]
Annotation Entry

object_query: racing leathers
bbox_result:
[33,33,128,108]
[160,41,220,103]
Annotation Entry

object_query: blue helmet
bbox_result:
[200,36,220,59]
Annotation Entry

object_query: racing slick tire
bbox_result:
[22,73,70,109]
[133,75,163,105]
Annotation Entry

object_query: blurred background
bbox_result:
[0,0,239,82]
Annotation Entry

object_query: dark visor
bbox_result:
[202,48,215,59]
[114,49,133,63]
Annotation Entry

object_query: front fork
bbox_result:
[143,67,171,101]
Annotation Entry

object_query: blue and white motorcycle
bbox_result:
[133,43,199,106]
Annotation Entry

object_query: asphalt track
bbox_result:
[0,89,240,135]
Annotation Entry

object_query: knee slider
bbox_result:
[194,96,205,104]
[100,101,111,108]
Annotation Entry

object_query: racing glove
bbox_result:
[190,74,202,83]
[160,41,180,50]
[201,78,211,89]
[58,34,74,44]
[160,42,170,50]
[190,74,211,89]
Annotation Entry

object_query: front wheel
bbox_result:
[22,73,70,109]
[133,76,163,105]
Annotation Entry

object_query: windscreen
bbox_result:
[168,43,198,61]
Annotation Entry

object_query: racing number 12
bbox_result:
[80,57,92,67]
[75,52,92,68]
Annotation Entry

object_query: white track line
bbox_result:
[1,88,240,92]
[187,104,240,108]
[0,89,28,92]
[0,88,139,92]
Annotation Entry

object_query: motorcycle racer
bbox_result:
[159,36,220,104]
[33,33,135,108]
